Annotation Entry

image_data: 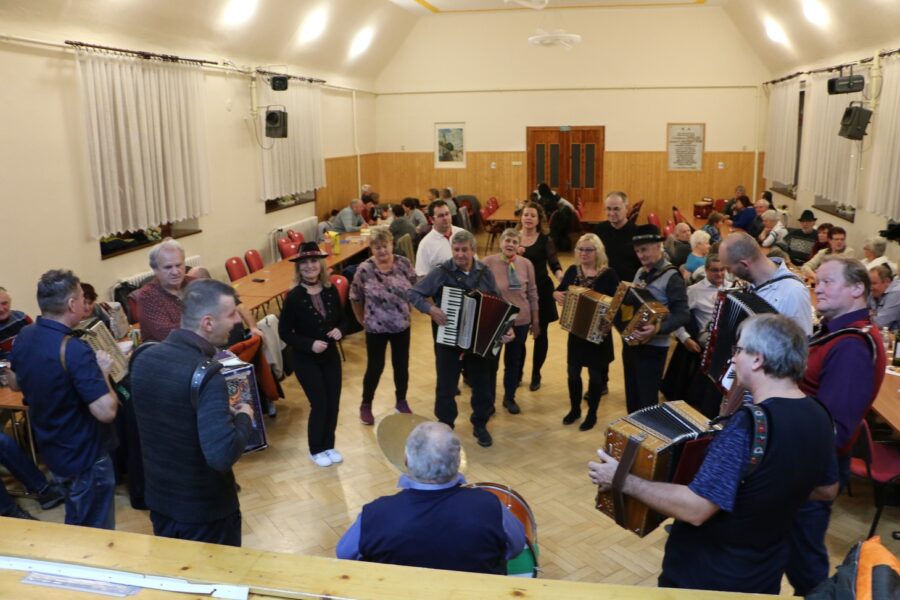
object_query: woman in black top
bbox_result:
[278,242,346,468]
[554,234,620,431]
[516,201,563,390]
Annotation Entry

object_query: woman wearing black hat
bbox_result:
[279,242,346,468]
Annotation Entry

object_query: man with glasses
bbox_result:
[589,314,838,594]
[593,191,641,283]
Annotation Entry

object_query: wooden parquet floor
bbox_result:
[18,241,900,594]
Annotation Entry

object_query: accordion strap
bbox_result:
[611,435,642,527]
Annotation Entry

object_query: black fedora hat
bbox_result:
[632,224,665,245]
[799,209,817,222]
[289,241,329,262]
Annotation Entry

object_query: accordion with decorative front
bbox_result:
[559,284,626,344]
[619,285,669,346]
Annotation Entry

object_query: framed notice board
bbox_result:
[667,123,705,171]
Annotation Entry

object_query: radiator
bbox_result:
[116,254,201,291]
[268,216,317,262]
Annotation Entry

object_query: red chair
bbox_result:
[487,197,499,212]
[480,207,503,252]
[245,249,264,273]
[672,207,695,232]
[714,198,726,212]
[627,199,644,224]
[850,420,900,538]
[329,274,350,361]
[663,220,676,238]
[277,238,299,260]
[224,257,248,282]
[286,229,304,244]
[126,295,141,325]
[647,212,662,230]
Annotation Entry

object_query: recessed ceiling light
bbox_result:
[802,0,830,27]
[764,16,789,45]
[349,26,375,60]
[298,7,328,44]
[220,0,258,28]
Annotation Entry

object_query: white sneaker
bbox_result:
[325,449,343,464]
[310,452,332,467]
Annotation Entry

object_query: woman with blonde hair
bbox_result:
[553,233,620,431]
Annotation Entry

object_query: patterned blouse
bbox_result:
[349,256,418,334]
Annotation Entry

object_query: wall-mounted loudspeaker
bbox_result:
[827,74,865,95]
[270,76,288,91]
[838,102,872,140]
[265,109,288,138]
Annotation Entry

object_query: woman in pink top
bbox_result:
[483,228,540,415]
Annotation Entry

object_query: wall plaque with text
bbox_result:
[667,123,705,171]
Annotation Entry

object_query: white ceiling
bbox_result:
[387,0,711,15]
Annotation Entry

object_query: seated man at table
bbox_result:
[401,197,429,234]
[336,421,525,573]
[870,264,900,330]
[129,238,188,342]
[329,199,366,233]
[801,226,855,282]
[589,314,838,594]
[0,287,32,360]
[783,209,818,265]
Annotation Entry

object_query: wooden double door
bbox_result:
[526,126,605,204]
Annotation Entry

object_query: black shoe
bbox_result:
[579,414,598,431]
[529,377,542,391]
[562,409,581,425]
[3,504,38,520]
[503,399,521,415]
[583,391,590,401]
[37,483,65,510]
[474,427,493,447]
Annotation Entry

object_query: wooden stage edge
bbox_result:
[0,518,774,599]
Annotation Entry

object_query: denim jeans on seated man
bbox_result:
[0,432,55,515]
[55,454,116,529]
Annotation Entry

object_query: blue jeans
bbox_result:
[0,432,49,514]
[56,453,116,530]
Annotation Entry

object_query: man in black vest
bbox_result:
[131,279,255,546]
[336,421,525,573]
[588,314,837,594]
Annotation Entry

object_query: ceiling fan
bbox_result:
[528,28,582,49]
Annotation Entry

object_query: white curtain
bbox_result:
[257,80,326,201]
[763,78,801,186]
[866,54,900,220]
[797,70,867,207]
[75,50,210,237]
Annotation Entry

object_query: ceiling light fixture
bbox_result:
[349,27,375,60]
[764,16,789,45]
[220,0,258,28]
[802,0,829,27]
[528,29,581,50]
[299,7,328,44]
[504,0,549,9]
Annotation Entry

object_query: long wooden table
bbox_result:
[0,518,775,599]
[231,233,370,311]
[0,386,36,465]
[874,370,900,432]
[486,202,605,225]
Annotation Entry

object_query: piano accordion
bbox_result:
[619,284,670,346]
[75,317,129,383]
[700,290,777,392]
[559,284,625,344]
[436,288,519,357]
[595,401,716,536]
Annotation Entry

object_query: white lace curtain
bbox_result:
[797,70,867,207]
[763,78,801,186]
[75,50,210,237]
[257,80,326,201]
[865,54,900,221]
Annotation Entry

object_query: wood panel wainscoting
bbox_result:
[317,151,765,227]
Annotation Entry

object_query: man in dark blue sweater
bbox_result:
[336,422,526,573]
[131,279,254,547]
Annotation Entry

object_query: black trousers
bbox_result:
[293,350,342,454]
[568,363,607,407]
[434,344,494,429]
[621,343,668,413]
[362,329,411,405]
[151,509,242,547]
[519,317,551,382]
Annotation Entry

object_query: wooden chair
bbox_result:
[245,249,264,273]
[225,257,248,282]
[329,274,350,361]
[850,420,900,538]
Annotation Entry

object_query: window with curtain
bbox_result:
[763,78,802,188]
[797,70,867,208]
[256,79,326,202]
[75,50,210,238]
[865,54,900,221]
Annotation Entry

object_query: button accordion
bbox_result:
[436,288,519,357]
[559,283,627,344]
[75,317,129,383]
[595,401,717,536]
[619,284,670,346]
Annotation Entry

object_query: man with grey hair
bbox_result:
[758,210,788,249]
[862,236,892,272]
[329,198,366,233]
[590,314,837,594]
[131,279,255,546]
[336,421,526,572]
[786,255,886,595]
[9,269,118,529]
[129,237,188,342]
[667,222,692,268]
[593,190,640,282]
[409,230,511,447]
[870,263,900,330]
[718,231,813,335]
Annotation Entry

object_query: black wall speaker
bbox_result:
[270,76,288,91]
[838,102,872,140]
[827,74,865,95]
[265,109,288,138]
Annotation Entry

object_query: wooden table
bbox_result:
[231,233,370,312]
[0,386,36,465]
[487,202,605,225]
[874,370,900,432]
[0,518,775,599]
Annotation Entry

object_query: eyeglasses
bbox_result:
[576,247,596,253]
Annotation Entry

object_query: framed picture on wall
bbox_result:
[435,122,466,169]
[666,123,705,171]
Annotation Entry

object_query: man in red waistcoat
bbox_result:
[786,255,886,596]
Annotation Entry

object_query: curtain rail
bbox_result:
[764,45,900,86]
